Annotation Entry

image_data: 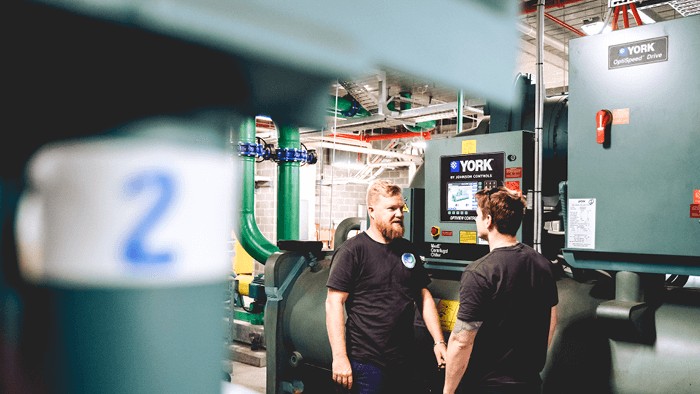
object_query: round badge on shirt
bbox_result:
[401,253,416,269]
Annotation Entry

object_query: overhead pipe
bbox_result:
[545,12,585,37]
[328,95,371,118]
[277,125,301,241]
[517,22,568,55]
[389,92,437,132]
[521,0,585,14]
[534,0,545,253]
[234,118,279,264]
[333,131,432,142]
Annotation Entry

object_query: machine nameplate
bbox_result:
[609,36,668,69]
[424,242,489,261]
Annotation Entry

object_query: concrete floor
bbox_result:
[223,361,266,394]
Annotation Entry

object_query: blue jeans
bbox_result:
[350,360,427,394]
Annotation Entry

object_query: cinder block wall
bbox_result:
[249,153,411,273]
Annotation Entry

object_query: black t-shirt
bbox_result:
[457,243,558,389]
[326,232,430,368]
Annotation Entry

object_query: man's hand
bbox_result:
[434,342,447,369]
[332,356,353,389]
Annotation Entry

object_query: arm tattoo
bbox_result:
[452,319,482,335]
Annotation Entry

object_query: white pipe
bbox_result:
[517,21,568,55]
[305,142,421,162]
[534,0,545,254]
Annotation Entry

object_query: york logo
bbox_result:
[620,43,655,56]
[454,158,493,172]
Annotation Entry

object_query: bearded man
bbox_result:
[326,180,446,394]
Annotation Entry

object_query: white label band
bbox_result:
[17,138,233,288]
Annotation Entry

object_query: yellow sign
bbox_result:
[460,231,477,244]
[436,299,460,332]
[462,140,476,154]
[403,204,409,212]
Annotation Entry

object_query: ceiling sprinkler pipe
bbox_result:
[363,131,432,142]
[234,118,279,264]
[521,0,586,14]
[545,12,585,37]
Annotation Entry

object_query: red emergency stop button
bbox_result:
[430,226,441,238]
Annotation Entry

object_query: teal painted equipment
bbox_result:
[563,15,700,275]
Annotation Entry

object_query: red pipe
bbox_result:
[623,4,630,28]
[334,131,432,142]
[363,131,432,142]
[334,133,362,141]
[612,6,621,31]
[545,12,585,37]
[630,2,644,26]
[521,0,586,14]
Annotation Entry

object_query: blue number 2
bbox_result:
[123,170,176,264]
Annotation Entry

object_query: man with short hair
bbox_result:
[326,180,446,394]
[443,187,558,394]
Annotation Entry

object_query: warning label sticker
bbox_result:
[691,204,700,218]
[462,140,476,154]
[505,167,522,179]
[414,298,459,332]
[694,190,700,204]
[460,231,477,244]
[437,299,460,332]
[505,181,520,192]
[612,108,630,125]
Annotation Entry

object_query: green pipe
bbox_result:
[277,125,300,241]
[390,93,437,132]
[328,96,371,118]
[235,118,279,263]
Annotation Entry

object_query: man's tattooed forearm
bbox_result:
[452,319,482,334]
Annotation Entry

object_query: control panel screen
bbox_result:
[440,152,505,222]
[447,182,479,212]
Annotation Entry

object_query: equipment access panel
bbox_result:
[564,15,700,274]
[424,131,533,270]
